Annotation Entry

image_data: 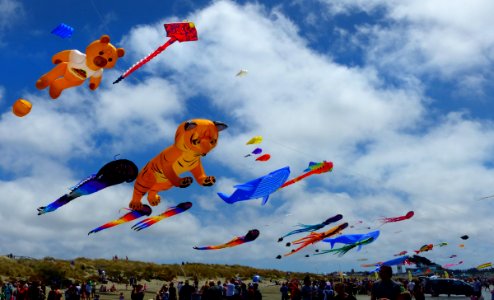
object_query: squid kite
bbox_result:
[379,211,414,224]
[193,229,259,250]
[283,223,348,257]
[88,205,152,235]
[131,202,193,231]
[322,230,380,249]
[316,237,376,257]
[113,22,198,84]
[278,214,343,242]
[38,159,138,215]
[280,161,333,189]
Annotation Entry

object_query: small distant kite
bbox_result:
[459,244,465,248]
[280,161,333,189]
[114,22,198,84]
[449,254,457,258]
[245,147,262,157]
[361,255,410,268]
[236,69,248,77]
[476,262,492,270]
[193,229,259,250]
[460,235,469,240]
[88,205,152,235]
[436,242,448,247]
[246,136,263,145]
[218,166,290,205]
[51,23,74,39]
[443,261,463,269]
[414,244,433,254]
[278,214,343,242]
[394,251,408,257]
[255,154,271,162]
[37,159,138,215]
[379,211,414,224]
[12,99,32,117]
[131,202,192,231]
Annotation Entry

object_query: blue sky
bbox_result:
[1,0,494,274]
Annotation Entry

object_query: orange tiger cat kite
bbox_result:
[129,119,227,210]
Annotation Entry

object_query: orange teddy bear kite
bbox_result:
[129,119,228,211]
[36,35,125,99]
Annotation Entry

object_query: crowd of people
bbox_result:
[277,266,493,300]
[144,279,262,300]
[1,267,493,300]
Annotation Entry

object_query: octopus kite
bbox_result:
[193,229,260,250]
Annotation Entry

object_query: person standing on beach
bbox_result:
[169,283,178,300]
[370,266,401,300]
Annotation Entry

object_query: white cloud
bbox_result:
[1,0,494,272]
[319,0,494,82]
[0,0,23,30]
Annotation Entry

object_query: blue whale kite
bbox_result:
[323,230,380,250]
[218,166,290,205]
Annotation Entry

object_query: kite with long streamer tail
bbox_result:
[193,229,260,250]
[88,205,152,235]
[379,211,414,224]
[315,237,376,257]
[37,159,138,215]
[278,214,343,242]
[476,262,492,270]
[113,22,198,84]
[443,261,463,268]
[280,161,333,189]
[283,222,348,257]
[131,202,193,231]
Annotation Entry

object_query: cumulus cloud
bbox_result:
[319,0,494,86]
[1,0,494,272]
